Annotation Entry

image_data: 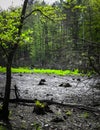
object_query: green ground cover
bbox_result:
[0,66,80,76]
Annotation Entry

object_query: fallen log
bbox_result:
[0,97,100,114]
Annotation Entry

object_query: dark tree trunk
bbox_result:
[0,56,12,120]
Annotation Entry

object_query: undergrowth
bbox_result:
[0,66,81,76]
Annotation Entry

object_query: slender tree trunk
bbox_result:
[1,56,13,120]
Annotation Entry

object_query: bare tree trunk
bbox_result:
[0,56,12,120]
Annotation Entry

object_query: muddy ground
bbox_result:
[0,73,100,130]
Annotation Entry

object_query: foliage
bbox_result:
[33,122,41,130]
[1,0,98,74]
[65,110,72,116]
[35,100,45,108]
[33,68,80,75]
[0,8,33,58]
[0,0,99,73]
[0,66,81,75]
[0,9,20,44]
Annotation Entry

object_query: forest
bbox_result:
[0,0,100,73]
[0,0,100,130]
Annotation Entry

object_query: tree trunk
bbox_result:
[0,56,12,120]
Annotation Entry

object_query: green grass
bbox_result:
[33,68,80,75]
[0,66,80,76]
[0,66,6,73]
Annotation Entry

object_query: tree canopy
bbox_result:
[0,0,100,71]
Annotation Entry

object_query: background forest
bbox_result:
[0,0,100,74]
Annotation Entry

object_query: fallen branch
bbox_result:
[0,97,100,114]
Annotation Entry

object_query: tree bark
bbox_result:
[0,56,12,120]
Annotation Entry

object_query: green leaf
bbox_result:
[66,110,72,116]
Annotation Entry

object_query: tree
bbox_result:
[78,0,100,74]
[0,0,29,120]
[0,0,58,120]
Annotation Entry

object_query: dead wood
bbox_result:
[0,97,100,114]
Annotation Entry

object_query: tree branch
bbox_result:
[24,8,54,22]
